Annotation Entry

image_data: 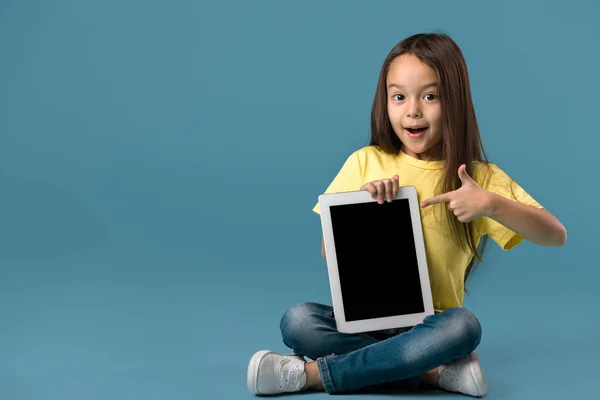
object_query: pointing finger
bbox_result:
[420,193,452,208]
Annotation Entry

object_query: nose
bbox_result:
[406,100,421,118]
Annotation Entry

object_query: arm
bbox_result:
[321,236,326,259]
[484,192,567,247]
[420,164,567,248]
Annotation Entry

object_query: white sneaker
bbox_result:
[438,352,489,397]
[247,350,307,395]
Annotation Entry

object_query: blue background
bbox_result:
[0,0,598,399]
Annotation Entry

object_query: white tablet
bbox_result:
[318,186,434,334]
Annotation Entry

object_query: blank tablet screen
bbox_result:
[329,199,425,322]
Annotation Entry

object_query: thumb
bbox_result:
[458,164,474,184]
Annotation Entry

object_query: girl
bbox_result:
[246,32,566,397]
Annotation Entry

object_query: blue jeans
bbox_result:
[280,302,482,394]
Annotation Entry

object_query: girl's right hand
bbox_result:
[360,175,399,204]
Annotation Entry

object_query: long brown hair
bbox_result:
[370,32,490,288]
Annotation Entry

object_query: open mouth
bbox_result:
[405,127,428,137]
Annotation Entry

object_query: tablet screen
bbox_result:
[329,198,425,322]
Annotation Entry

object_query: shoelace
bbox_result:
[278,357,301,390]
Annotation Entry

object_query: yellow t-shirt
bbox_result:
[312,145,543,312]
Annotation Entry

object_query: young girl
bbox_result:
[246,32,566,397]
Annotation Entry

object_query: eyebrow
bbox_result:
[387,82,439,90]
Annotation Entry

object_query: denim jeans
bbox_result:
[280,302,482,394]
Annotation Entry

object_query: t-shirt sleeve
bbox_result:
[475,163,544,251]
[312,151,363,215]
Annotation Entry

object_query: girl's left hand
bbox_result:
[420,164,491,223]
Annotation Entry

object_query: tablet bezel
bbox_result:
[318,186,434,333]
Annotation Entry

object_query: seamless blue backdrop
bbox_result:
[0,1,598,399]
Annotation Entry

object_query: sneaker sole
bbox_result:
[466,352,489,397]
[247,350,272,395]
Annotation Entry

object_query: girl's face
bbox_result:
[386,54,443,161]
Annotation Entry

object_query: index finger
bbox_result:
[360,182,377,197]
[420,193,451,208]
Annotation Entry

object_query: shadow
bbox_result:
[272,383,447,397]
[342,383,446,397]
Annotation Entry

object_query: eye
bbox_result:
[424,94,437,101]
[393,94,405,101]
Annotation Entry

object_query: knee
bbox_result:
[443,307,482,352]
[279,302,321,348]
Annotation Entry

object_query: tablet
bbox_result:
[318,186,434,334]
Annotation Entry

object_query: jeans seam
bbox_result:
[317,356,336,393]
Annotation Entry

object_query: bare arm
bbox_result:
[485,192,567,247]
[420,165,567,247]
